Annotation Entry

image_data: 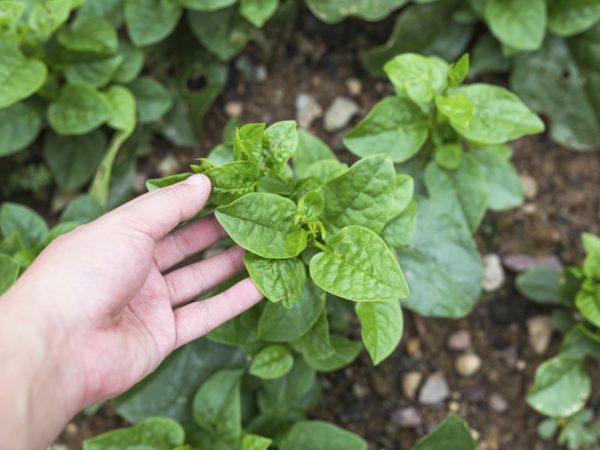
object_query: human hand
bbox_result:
[0,174,263,450]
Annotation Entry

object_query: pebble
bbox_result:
[488,393,509,413]
[419,373,450,405]
[502,254,563,272]
[527,315,554,355]
[156,154,180,177]
[391,407,422,428]
[235,55,267,82]
[448,400,460,412]
[455,353,482,377]
[295,93,323,129]
[352,383,369,399]
[520,173,539,199]
[65,422,78,435]
[447,330,472,351]
[345,77,362,96]
[405,337,421,357]
[225,101,243,118]
[49,445,69,450]
[482,254,505,292]
[323,96,359,132]
[133,172,147,194]
[402,371,423,400]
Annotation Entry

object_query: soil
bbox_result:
[54,7,600,450]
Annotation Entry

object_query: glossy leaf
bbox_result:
[293,130,336,178]
[0,203,48,248]
[548,0,600,37]
[302,335,361,372]
[249,345,294,380]
[516,266,562,305]
[280,420,367,450]
[104,86,137,131]
[356,300,403,365]
[576,290,600,328]
[240,0,278,27]
[124,0,182,46]
[0,41,46,109]
[58,15,118,54]
[64,55,123,88]
[291,310,335,360]
[128,77,173,123]
[384,53,447,103]
[484,0,546,51]
[47,84,110,135]
[435,94,473,128]
[382,200,417,249]
[196,160,259,206]
[412,414,477,450]
[305,0,407,23]
[262,120,298,174]
[0,103,41,157]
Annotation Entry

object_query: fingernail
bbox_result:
[183,174,208,186]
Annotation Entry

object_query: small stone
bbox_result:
[352,383,369,399]
[503,254,563,272]
[406,337,421,357]
[157,154,180,177]
[516,359,526,371]
[225,101,243,118]
[50,445,70,450]
[527,315,554,355]
[447,330,472,351]
[448,400,460,412]
[498,345,518,368]
[520,174,539,199]
[419,373,450,405]
[391,407,422,428]
[346,77,362,96]
[488,393,509,413]
[402,371,423,400]
[522,203,537,214]
[323,96,360,132]
[65,422,78,435]
[234,55,267,82]
[295,93,323,129]
[482,253,505,292]
[133,172,147,194]
[455,353,482,377]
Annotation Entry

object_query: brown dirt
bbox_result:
[55,8,600,450]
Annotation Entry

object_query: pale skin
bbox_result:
[0,174,264,450]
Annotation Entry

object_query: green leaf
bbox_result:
[448,53,469,87]
[105,86,137,131]
[78,0,124,27]
[384,53,447,103]
[450,84,544,144]
[516,266,562,305]
[435,94,473,128]
[321,154,397,233]
[382,200,417,249]
[303,159,347,182]
[243,434,272,450]
[244,253,305,308]
[305,0,407,23]
[0,203,48,248]
[193,369,243,440]
[43,130,106,191]
[60,195,104,224]
[362,2,473,77]
[83,417,185,450]
[583,232,600,279]
[560,325,600,360]
[262,120,298,174]
[128,77,173,123]
[293,129,335,178]
[484,0,546,51]
[257,282,325,342]
[195,160,259,206]
[356,300,403,365]
[434,144,463,171]
[0,103,41,157]
[124,0,182,46]
[208,302,260,348]
[240,0,278,27]
[0,253,19,294]
[280,420,367,450]
[412,414,477,450]
[0,1,23,26]
[424,155,488,233]
[302,336,361,372]
[28,0,71,38]
[0,41,46,109]
[188,8,253,61]
[58,15,118,54]
[576,290,600,328]
[309,225,408,302]
[250,345,294,380]
[471,144,523,211]
[469,34,510,77]
[64,55,123,88]
[215,193,302,259]
[47,84,110,135]
[291,310,335,360]
[233,123,265,161]
[146,173,192,191]
[548,0,600,37]
[344,97,428,163]
[527,355,591,418]
[113,43,145,83]
[180,0,237,10]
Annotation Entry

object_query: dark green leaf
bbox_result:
[249,344,294,379]
[0,102,41,157]
[306,0,407,23]
[47,84,110,135]
[412,414,477,450]
[124,0,182,46]
[356,300,403,365]
[0,202,48,248]
[128,77,173,123]
[516,266,562,305]
[280,420,367,450]
[302,336,361,372]
[0,41,46,109]
[58,15,118,54]
[0,253,19,294]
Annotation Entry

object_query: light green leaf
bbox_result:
[244,253,306,307]
[435,94,473,128]
[305,0,407,23]
[216,193,301,259]
[250,345,294,380]
[0,41,46,109]
[243,434,272,450]
[0,103,41,157]
[292,310,335,360]
[0,253,19,294]
[180,0,237,10]
[280,420,367,450]
[104,86,137,131]
[233,123,265,161]
[60,195,104,224]
[527,355,590,417]
[310,225,408,302]
[58,15,118,54]
[124,0,182,46]
[47,84,110,135]
[412,414,477,450]
[561,325,600,360]
[382,200,417,249]
[344,97,428,163]
[451,84,544,144]
[582,232,600,279]
[195,160,259,206]
[484,0,546,51]
[424,155,488,233]
[83,418,185,450]
[28,0,71,38]
[128,77,173,123]
[356,300,403,365]
[471,144,523,211]
[293,129,335,178]
[575,290,600,328]
[262,120,298,174]
[303,159,347,182]
[240,0,278,27]
[0,1,23,26]
[434,144,463,171]
[384,53,446,103]
[321,154,397,233]
[548,0,600,37]
[188,8,253,61]
[257,282,325,342]
[0,203,48,248]
[448,53,469,87]
[43,130,106,191]
[516,266,562,305]
[64,55,123,89]
[302,336,361,372]
[78,0,124,27]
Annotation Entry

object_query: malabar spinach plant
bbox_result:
[517,233,600,449]
[346,51,543,318]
